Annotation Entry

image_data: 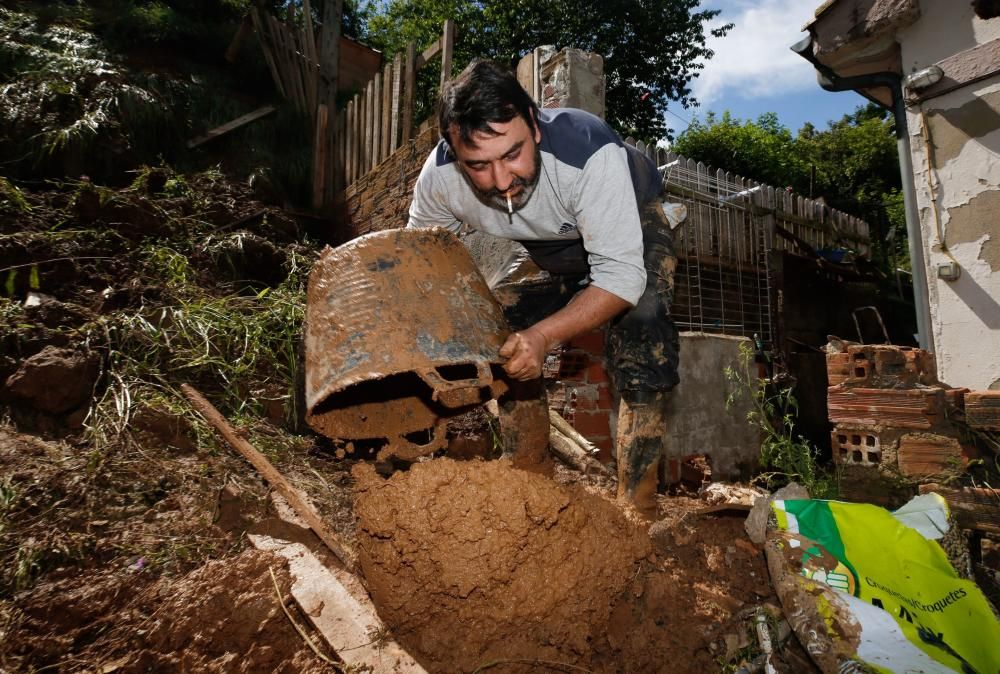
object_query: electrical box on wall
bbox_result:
[937,261,961,281]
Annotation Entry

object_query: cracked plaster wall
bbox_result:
[900,3,1000,389]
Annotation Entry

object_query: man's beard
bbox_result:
[471,145,542,213]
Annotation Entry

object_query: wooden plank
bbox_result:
[346,98,355,186]
[363,82,373,174]
[390,53,403,152]
[289,22,314,114]
[439,18,455,90]
[287,22,310,111]
[354,91,363,181]
[371,73,382,167]
[380,61,392,160]
[295,24,317,114]
[317,0,342,108]
[415,37,442,71]
[181,384,357,571]
[312,103,328,210]
[266,14,293,103]
[402,41,416,142]
[187,105,276,149]
[270,15,304,108]
[250,7,285,98]
[251,535,427,673]
[335,107,346,194]
[301,0,318,70]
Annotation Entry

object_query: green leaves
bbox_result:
[359,0,730,139]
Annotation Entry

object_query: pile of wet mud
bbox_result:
[354,458,770,672]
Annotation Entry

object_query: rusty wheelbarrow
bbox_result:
[305,227,510,462]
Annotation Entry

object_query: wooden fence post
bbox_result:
[402,41,416,143]
[439,19,455,90]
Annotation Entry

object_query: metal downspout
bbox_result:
[791,37,935,351]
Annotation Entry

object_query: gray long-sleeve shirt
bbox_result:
[407,108,660,306]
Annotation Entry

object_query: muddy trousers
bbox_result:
[494,202,680,497]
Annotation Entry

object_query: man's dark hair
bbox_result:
[438,59,539,147]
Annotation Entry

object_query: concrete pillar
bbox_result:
[516,47,606,118]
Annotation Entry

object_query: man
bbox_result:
[406,59,679,510]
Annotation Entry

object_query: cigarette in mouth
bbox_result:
[506,193,513,224]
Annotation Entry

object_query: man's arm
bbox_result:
[499,285,629,381]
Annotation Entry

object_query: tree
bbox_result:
[671,111,806,189]
[358,0,731,139]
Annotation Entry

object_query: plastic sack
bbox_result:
[765,494,1000,673]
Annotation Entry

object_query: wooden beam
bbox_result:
[312,103,329,210]
[390,52,403,153]
[371,74,381,169]
[402,41,416,142]
[317,0,342,108]
[187,106,276,149]
[415,38,442,71]
[439,19,454,91]
[380,61,392,160]
[181,384,358,572]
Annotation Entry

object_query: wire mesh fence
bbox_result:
[626,140,871,349]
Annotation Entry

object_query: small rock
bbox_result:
[5,345,100,414]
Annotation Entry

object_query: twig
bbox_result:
[269,566,341,668]
[181,384,358,571]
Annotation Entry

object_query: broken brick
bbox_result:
[826,352,851,386]
[897,433,965,478]
[919,482,1000,535]
[841,345,936,388]
[827,387,945,429]
[966,391,1000,430]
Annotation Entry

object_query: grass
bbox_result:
[85,242,311,450]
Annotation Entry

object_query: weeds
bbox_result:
[726,341,837,498]
[84,240,311,451]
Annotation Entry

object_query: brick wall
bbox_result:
[342,125,439,240]
[545,328,615,460]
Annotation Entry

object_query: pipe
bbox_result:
[790,36,935,352]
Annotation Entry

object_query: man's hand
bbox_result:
[499,328,551,381]
[498,286,632,382]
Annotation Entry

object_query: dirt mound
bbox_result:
[354,458,767,672]
[4,549,330,673]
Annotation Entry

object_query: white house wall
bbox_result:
[900,3,1000,390]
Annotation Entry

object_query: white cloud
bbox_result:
[692,0,820,106]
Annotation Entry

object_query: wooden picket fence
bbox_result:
[623,138,871,258]
[250,7,454,208]
[334,20,456,193]
[250,2,320,118]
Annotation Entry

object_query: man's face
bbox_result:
[448,113,542,213]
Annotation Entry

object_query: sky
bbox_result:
[665,0,870,136]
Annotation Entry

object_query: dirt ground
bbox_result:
[1,415,785,674]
